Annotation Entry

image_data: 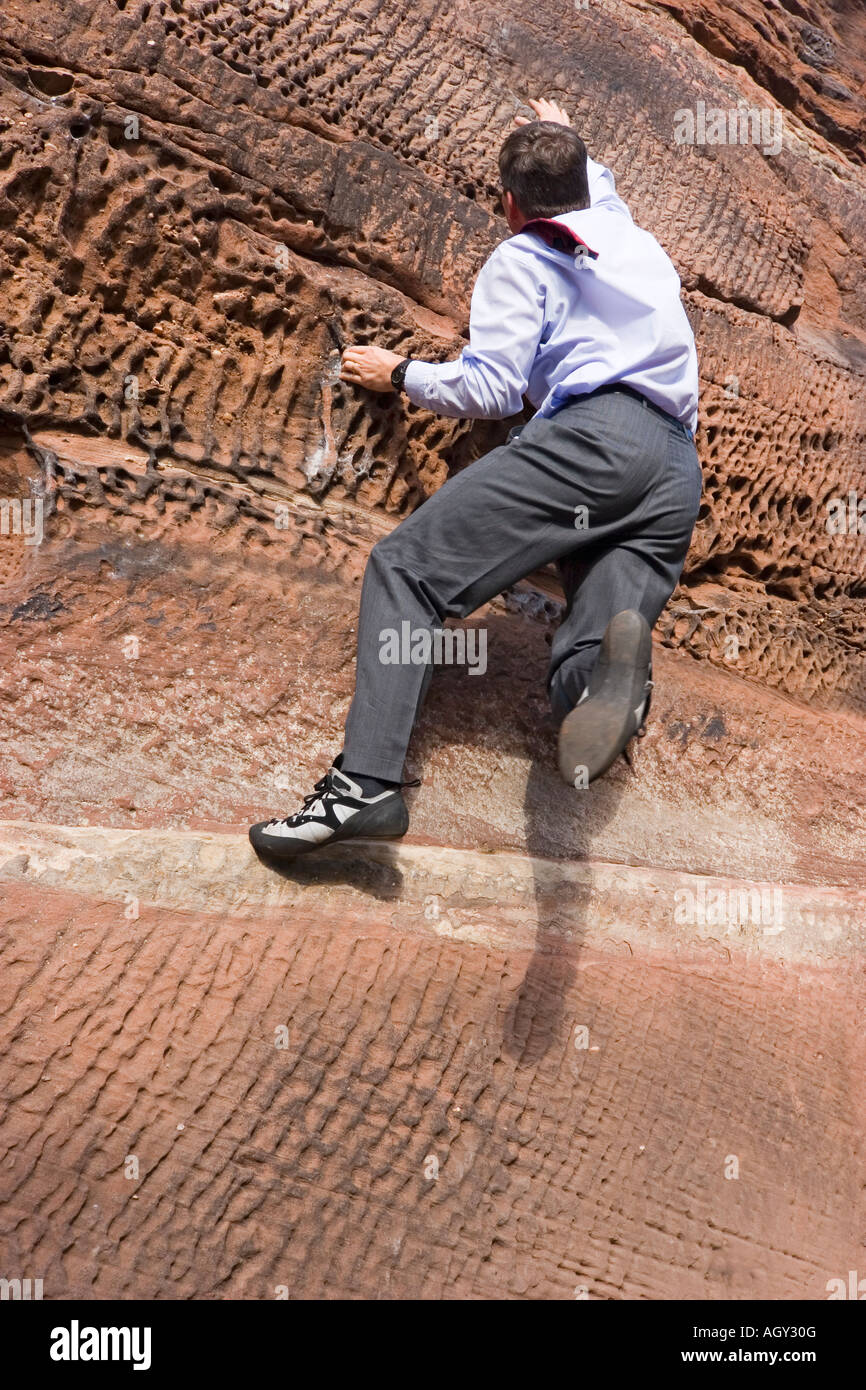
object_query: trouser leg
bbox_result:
[547,544,674,722]
[548,428,702,723]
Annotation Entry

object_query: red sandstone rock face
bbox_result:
[0,0,864,1300]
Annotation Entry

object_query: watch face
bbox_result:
[391,359,410,389]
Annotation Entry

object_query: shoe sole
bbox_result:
[249,794,409,860]
[557,610,652,787]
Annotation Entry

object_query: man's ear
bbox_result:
[502,190,528,234]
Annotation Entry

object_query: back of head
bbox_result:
[498,121,590,220]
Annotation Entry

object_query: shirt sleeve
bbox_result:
[403,245,545,420]
[586,155,632,220]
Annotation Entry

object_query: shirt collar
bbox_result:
[520,217,599,260]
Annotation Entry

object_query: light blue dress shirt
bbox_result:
[403,157,699,433]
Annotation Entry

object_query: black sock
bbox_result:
[343,768,400,797]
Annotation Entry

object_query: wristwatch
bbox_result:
[391,357,412,391]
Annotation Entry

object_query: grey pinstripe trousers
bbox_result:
[342,386,701,781]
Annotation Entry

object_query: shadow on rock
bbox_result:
[502,724,629,1066]
[407,606,633,1065]
[250,841,404,901]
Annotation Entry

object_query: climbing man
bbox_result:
[250,97,701,858]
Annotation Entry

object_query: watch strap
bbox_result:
[391,357,412,391]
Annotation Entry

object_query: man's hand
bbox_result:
[515,97,572,128]
[341,345,405,392]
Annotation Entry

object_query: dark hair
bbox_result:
[498,122,590,218]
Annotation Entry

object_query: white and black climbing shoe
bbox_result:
[249,765,411,860]
[557,609,653,787]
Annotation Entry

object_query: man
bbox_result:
[249,97,701,858]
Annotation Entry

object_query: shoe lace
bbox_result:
[267,772,339,829]
[298,771,338,814]
[266,769,421,829]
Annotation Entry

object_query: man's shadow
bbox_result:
[411,605,629,1065]
[504,742,627,1066]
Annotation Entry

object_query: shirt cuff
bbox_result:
[402,359,442,409]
